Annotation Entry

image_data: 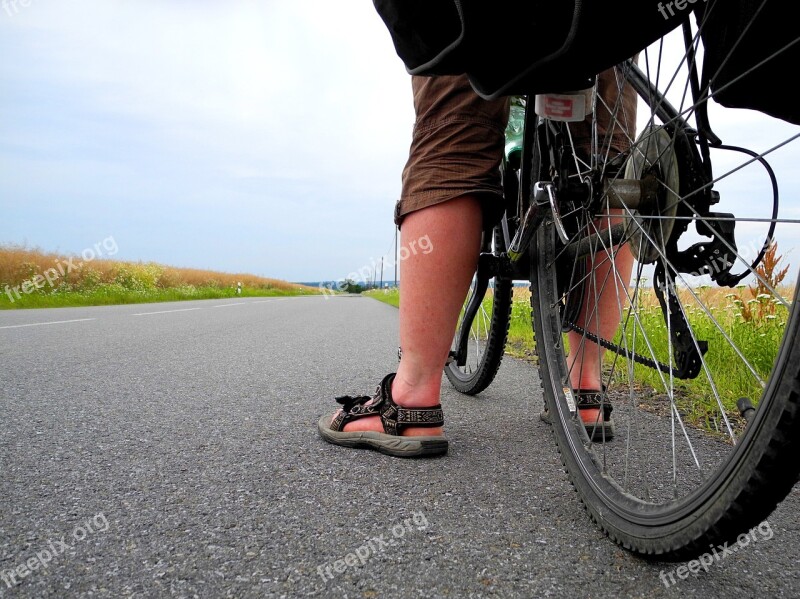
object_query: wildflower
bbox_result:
[765,315,777,320]
[757,293,772,300]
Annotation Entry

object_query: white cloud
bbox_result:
[1,1,416,279]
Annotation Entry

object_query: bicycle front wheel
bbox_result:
[529,19,800,555]
[445,226,513,395]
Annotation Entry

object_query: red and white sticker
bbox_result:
[535,93,588,122]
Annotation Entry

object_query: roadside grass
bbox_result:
[365,280,794,432]
[364,288,399,308]
[506,287,536,361]
[0,244,320,310]
[610,286,791,427]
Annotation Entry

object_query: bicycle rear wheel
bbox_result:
[529,19,800,556]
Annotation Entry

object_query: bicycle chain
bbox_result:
[563,320,682,379]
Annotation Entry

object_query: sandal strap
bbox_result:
[575,389,613,418]
[329,373,444,434]
[397,406,444,427]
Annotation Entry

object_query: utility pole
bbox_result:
[380,257,384,289]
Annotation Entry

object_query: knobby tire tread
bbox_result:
[445,275,513,395]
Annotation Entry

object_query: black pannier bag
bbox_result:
[697,0,800,125]
[374,0,800,125]
[373,0,686,98]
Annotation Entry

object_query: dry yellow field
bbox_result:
[0,244,313,293]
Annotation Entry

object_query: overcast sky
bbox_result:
[1,1,414,283]
[2,2,799,284]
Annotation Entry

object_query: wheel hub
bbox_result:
[623,125,681,264]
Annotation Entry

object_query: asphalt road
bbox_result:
[1,296,798,598]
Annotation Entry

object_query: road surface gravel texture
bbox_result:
[1,296,798,598]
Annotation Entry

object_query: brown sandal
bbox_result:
[318,373,448,457]
[575,389,615,441]
[539,388,615,441]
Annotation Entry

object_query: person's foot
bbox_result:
[539,388,614,441]
[318,373,448,457]
[332,373,444,437]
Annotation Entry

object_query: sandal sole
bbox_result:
[582,418,615,441]
[317,415,448,458]
[540,409,616,441]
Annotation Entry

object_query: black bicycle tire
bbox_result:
[525,71,800,557]
[522,23,800,553]
[531,216,800,556]
[444,226,514,395]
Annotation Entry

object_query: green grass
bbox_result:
[364,288,399,308]
[0,284,319,310]
[0,244,323,310]
[506,293,536,361]
[611,296,789,423]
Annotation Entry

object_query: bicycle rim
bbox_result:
[529,15,800,555]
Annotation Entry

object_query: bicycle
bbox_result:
[445,12,800,556]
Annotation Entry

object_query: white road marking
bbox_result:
[132,308,202,316]
[212,298,293,307]
[0,318,96,330]
[0,296,324,329]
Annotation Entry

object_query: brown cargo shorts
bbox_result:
[395,69,637,228]
[396,74,510,229]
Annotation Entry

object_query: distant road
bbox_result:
[1,296,798,598]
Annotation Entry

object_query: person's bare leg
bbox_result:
[337,195,484,436]
[567,210,634,415]
[566,65,638,415]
